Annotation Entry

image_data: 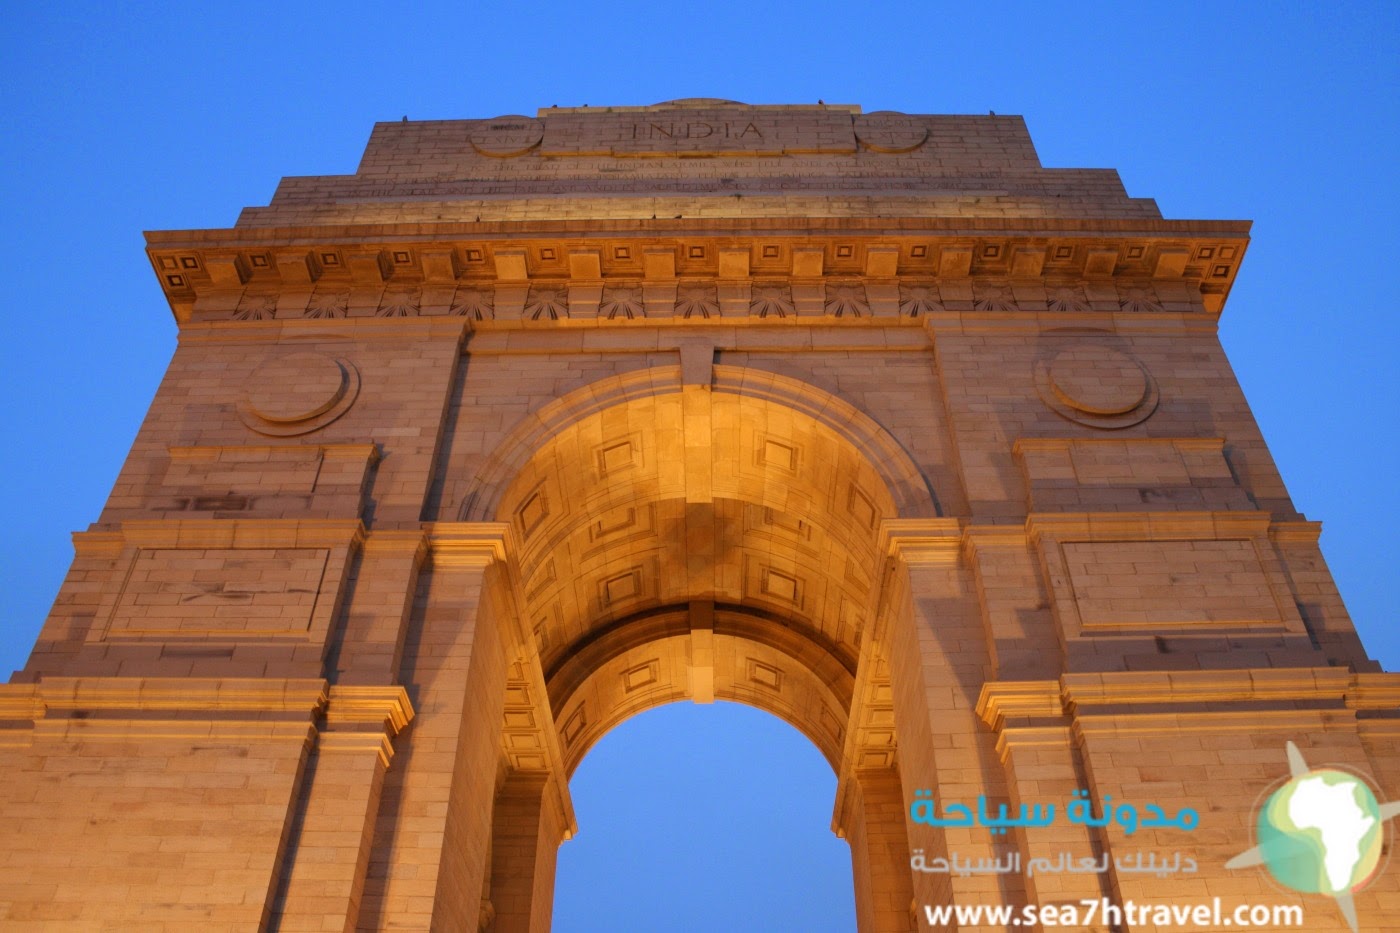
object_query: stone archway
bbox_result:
[465,369,930,932]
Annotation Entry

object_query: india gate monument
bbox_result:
[2,100,1396,931]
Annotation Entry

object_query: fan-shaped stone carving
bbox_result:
[304,290,348,319]
[450,287,495,320]
[524,286,569,321]
[824,282,869,318]
[233,294,278,321]
[898,284,944,317]
[1118,285,1165,313]
[750,284,793,319]
[377,290,420,318]
[972,284,1018,313]
[600,287,645,320]
[1045,286,1091,313]
[675,284,719,319]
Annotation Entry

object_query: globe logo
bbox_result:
[1227,742,1398,932]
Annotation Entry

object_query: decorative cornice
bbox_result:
[32,718,318,744]
[1026,510,1273,542]
[361,529,429,560]
[879,518,964,563]
[0,685,40,721]
[994,726,1075,762]
[1269,520,1324,546]
[33,676,331,714]
[1072,709,1347,739]
[1349,673,1400,711]
[317,731,397,766]
[147,216,1252,248]
[97,518,366,550]
[1060,668,1355,709]
[975,680,1065,730]
[148,228,1247,324]
[423,521,514,566]
[1013,436,1226,455]
[167,442,380,465]
[324,685,415,732]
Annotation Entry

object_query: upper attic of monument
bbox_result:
[147,101,1252,324]
[234,100,1165,227]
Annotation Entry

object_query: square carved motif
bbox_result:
[514,483,551,540]
[594,434,642,479]
[747,658,783,690]
[599,568,643,607]
[759,568,802,605]
[623,660,659,692]
[757,437,799,472]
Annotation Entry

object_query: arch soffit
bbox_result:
[480,378,908,677]
[457,364,939,523]
[546,605,855,775]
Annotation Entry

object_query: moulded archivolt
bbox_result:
[236,352,361,437]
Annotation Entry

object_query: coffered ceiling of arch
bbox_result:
[494,388,901,675]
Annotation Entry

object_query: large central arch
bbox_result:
[465,366,931,931]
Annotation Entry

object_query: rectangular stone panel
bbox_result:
[103,547,332,639]
[1015,438,1252,511]
[539,108,857,157]
[164,445,323,492]
[1063,539,1283,628]
[155,443,377,517]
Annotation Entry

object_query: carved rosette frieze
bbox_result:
[305,288,349,319]
[1045,285,1091,313]
[376,289,421,318]
[749,283,794,318]
[524,285,569,321]
[449,286,495,320]
[897,283,943,317]
[674,283,719,319]
[599,286,644,320]
[823,282,868,317]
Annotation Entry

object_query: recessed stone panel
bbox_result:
[105,547,330,639]
[1063,539,1284,629]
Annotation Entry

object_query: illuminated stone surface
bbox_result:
[1,101,1396,931]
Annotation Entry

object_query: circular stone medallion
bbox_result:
[238,352,360,436]
[853,111,930,154]
[469,116,544,158]
[1034,344,1158,428]
[1048,347,1149,415]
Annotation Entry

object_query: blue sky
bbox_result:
[1,3,1396,929]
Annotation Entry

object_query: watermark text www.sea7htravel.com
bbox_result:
[922,898,1303,929]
